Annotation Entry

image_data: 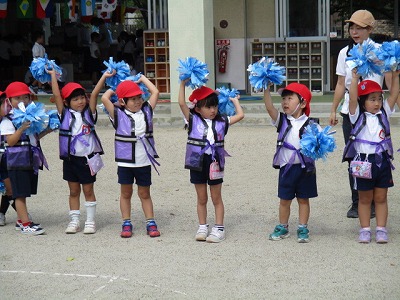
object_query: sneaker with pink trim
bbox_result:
[358,228,371,244]
[376,228,388,244]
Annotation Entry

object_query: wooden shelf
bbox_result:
[250,41,324,93]
[144,30,170,93]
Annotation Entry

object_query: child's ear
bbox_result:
[194,106,200,113]
[118,98,126,106]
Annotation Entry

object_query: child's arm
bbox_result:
[178,81,190,121]
[387,70,400,110]
[137,75,159,110]
[349,69,360,115]
[263,86,278,122]
[228,96,244,125]
[90,70,116,113]
[101,89,116,116]
[47,68,64,114]
[5,121,30,147]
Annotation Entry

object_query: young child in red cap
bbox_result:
[343,70,399,244]
[178,82,244,243]
[47,69,113,234]
[0,82,49,235]
[264,82,317,243]
[101,75,161,238]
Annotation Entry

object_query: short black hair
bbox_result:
[195,92,219,109]
[281,89,303,102]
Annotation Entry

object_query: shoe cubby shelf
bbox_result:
[144,30,170,93]
[250,41,324,94]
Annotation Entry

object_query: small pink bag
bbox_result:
[209,161,224,180]
[86,154,104,176]
[350,154,372,179]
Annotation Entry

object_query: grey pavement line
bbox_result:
[0,270,188,297]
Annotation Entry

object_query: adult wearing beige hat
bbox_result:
[329,10,392,219]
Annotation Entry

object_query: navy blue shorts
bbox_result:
[63,155,96,184]
[278,164,318,200]
[0,154,8,180]
[190,154,223,186]
[352,153,394,191]
[8,169,38,198]
[118,165,152,186]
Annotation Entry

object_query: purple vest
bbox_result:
[113,102,158,163]
[342,109,393,161]
[272,113,316,172]
[59,106,104,160]
[185,112,229,171]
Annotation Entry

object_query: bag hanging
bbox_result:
[209,160,224,180]
[86,153,104,176]
[350,153,372,179]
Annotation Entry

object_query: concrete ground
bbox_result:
[1,123,400,299]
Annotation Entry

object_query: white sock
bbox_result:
[85,201,96,222]
[69,210,80,222]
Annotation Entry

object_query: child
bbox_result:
[48,69,112,234]
[0,82,49,235]
[178,83,244,243]
[264,83,317,243]
[101,75,161,238]
[343,70,399,243]
[0,90,16,226]
[89,32,103,87]
[31,31,46,94]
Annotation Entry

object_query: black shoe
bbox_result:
[370,203,376,219]
[347,204,358,218]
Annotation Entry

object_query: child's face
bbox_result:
[349,24,372,44]
[10,94,31,108]
[195,105,218,120]
[363,92,383,114]
[122,95,143,112]
[69,94,87,112]
[281,93,305,118]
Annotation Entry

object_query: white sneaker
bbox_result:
[0,213,5,226]
[195,225,209,241]
[83,221,96,234]
[65,220,80,234]
[206,227,225,243]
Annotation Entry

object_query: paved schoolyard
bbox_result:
[1,125,400,299]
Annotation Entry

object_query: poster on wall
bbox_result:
[216,39,230,73]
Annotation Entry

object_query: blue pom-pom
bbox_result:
[12,102,49,135]
[0,180,5,195]
[345,41,384,77]
[124,73,150,100]
[46,109,61,130]
[375,40,400,72]
[177,57,209,89]
[30,54,63,84]
[102,57,131,90]
[300,123,336,161]
[217,86,239,116]
[247,57,286,92]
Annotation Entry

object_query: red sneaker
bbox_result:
[120,222,133,238]
[146,221,160,237]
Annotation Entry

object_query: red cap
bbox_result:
[189,86,215,102]
[61,82,85,99]
[358,80,383,96]
[279,83,312,116]
[116,81,143,98]
[5,82,32,98]
[0,90,4,97]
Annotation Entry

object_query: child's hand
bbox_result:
[351,68,360,79]
[46,67,55,75]
[229,94,240,103]
[104,69,116,78]
[19,121,31,132]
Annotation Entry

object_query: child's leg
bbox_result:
[358,190,373,228]
[14,197,29,223]
[82,183,96,222]
[137,185,154,219]
[278,199,292,224]
[68,181,81,210]
[194,183,208,224]
[372,187,388,227]
[297,198,310,225]
[210,183,223,225]
[120,184,133,220]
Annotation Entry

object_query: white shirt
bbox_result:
[0,117,38,146]
[349,100,394,155]
[60,109,96,157]
[336,38,384,114]
[272,113,309,167]
[32,42,45,58]
[116,109,151,168]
